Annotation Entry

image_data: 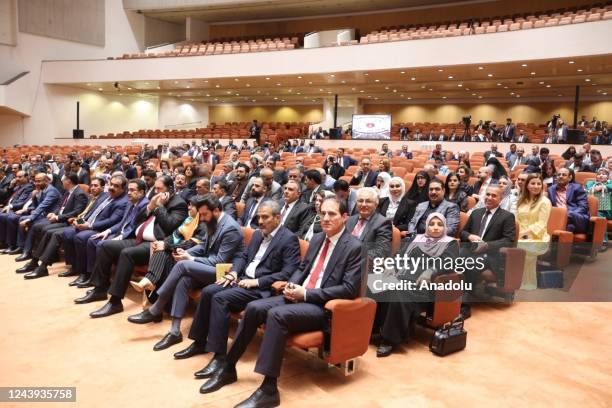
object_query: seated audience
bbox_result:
[408,178,460,237]
[586,169,612,251]
[347,187,392,263]
[350,158,378,188]
[548,168,590,234]
[444,172,469,212]
[279,180,309,233]
[405,171,430,203]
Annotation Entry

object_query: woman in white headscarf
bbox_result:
[375,171,392,198]
[377,176,405,220]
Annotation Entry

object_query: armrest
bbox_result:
[271,281,287,294]
[322,297,376,364]
[589,216,606,247]
[500,247,526,291]
[550,230,573,268]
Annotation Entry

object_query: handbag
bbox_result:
[429,316,467,356]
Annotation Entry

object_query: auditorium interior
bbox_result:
[0,0,611,407]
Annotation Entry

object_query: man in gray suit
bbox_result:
[408,179,460,237]
[346,187,392,263]
[127,195,244,351]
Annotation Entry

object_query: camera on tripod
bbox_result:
[462,115,472,127]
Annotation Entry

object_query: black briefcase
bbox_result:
[429,317,467,356]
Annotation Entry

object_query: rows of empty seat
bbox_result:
[89,121,310,140]
[359,5,612,44]
[117,36,301,59]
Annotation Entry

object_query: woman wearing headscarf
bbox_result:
[405,170,430,203]
[378,177,405,219]
[375,212,459,357]
[129,195,207,307]
[561,145,577,161]
[375,171,392,198]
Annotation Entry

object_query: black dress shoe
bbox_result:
[194,356,225,379]
[69,274,88,286]
[16,260,38,273]
[77,278,94,289]
[174,342,207,360]
[376,342,394,358]
[15,251,32,262]
[58,268,77,277]
[153,332,183,351]
[7,247,23,255]
[234,388,280,408]
[127,310,163,324]
[74,289,107,304]
[90,301,123,318]
[24,266,49,280]
[199,366,237,394]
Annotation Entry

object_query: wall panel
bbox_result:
[209,104,323,123]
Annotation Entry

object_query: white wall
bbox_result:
[158,96,209,129]
[0,113,24,145]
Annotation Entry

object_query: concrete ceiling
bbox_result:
[124,0,474,23]
[68,55,612,104]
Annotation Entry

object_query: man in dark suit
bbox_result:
[0,171,33,250]
[397,145,413,159]
[73,179,149,305]
[229,163,249,202]
[250,119,261,144]
[240,177,269,229]
[10,173,61,259]
[333,180,358,216]
[265,157,287,186]
[224,138,238,152]
[516,130,529,143]
[166,201,301,361]
[18,173,89,278]
[408,179,460,237]
[502,118,515,142]
[300,169,324,206]
[483,144,503,161]
[346,187,392,263]
[117,155,137,179]
[279,180,309,233]
[460,185,516,290]
[212,180,237,219]
[128,195,244,351]
[548,168,590,233]
[472,166,497,199]
[350,158,378,188]
[79,176,188,318]
[175,174,195,202]
[335,148,357,169]
[198,197,363,407]
[509,146,529,171]
[66,176,129,286]
[0,167,15,203]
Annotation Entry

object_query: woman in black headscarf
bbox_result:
[485,156,508,180]
[405,170,430,204]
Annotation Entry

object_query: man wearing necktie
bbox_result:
[74,179,149,308]
[78,176,188,319]
[18,173,88,261]
[64,175,129,287]
[19,174,92,279]
[11,173,61,260]
[460,185,516,315]
[239,178,268,229]
[198,197,362,407]
[0,171,33,251]
[279,180,309,233]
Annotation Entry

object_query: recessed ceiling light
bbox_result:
[375,79,380,82]
[206,94,210,97]
[530,72,536,75]
[297,76,302,79]
[516,95,520,98]
[327,91,332,94]
[521,64,528,67]
[98,88,103,91]
[319,88,323,91]
[407,97,412,100]
[546,85,551,88]
[296,92,301,95]
[585,78,591,82]
[186,86,190,88]
[428,88,433,91]
[400,71,406,74]
[265,77,270,80]
[504,86,508,89]
[215,84,220,88]
[359,90,364,93]
[603,92,608,95]
[234,78,239,82]
[87,83,91,86]
[351,88,356,91]
[341,80,346,84]
[438,69,443,72]
[308,81,313,84]
[569,60,575,64]
[273,97,278,100]
[421,85,426,89]
[487,74,493,77]
[411,77,416,81]
[364,73,369,76]
[330,74,335,77]
[174,81,178,84]
[442,96,447,99]
[558,94,563,97]
[478,96,483,99]
[472,93,476,96]
[281,99,286,102]
[252,99,256,102]
[577,69,583,72]
[276,83,281,86]
[510,92,514,95]
[393,89,397,92]
[496,83,501,86]
[246,84,250,87]
[400,94,404,97]
[448,76,453,79]
[157,86,161,89]
[478,66,484,70]
[457,84,463,87]
[539,81,545,85]
[204,80,208,83]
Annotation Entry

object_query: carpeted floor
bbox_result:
[1,253,611,408]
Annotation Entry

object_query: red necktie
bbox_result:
[352,219,366,237]
[306,238,330,289]
[135,215,155,244]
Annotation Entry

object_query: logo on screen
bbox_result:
[366,123,375,128]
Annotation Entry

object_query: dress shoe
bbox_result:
[0,247,14,254]
[16,260,38,273]
[460,304,472,320]
[74,289,107,304]
[174,342,207,360]
[194,356,225,379]
[127,310,162,324]
[376,342,394,358]
[58,268,77,277]
[6,247,23,255]
[15,252,32,262]
[77,278,94,289]
[199,365,237,394]
[24,266,49,280]
[69,274,88,287]
[153,332,182,351]
[90,301,123,318]
[234,388,280,408]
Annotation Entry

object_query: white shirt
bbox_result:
[280,200,297,225]
[244,225,281,279]
[303,228,344,290]
[479,206,499,238]
[386,197,401,219]
[247,197,263,228]
[59,186,77,215]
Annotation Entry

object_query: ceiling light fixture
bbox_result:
[478,66,484,70]
[487,74,493,77]
[569,60,575,64]
[448,76,453,79]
